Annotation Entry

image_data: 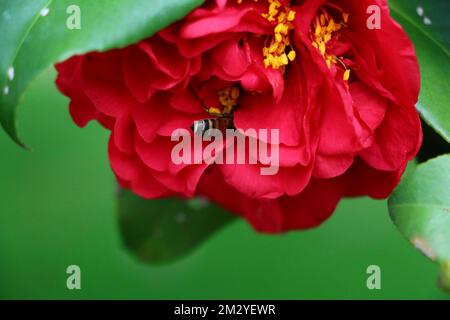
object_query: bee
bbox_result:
[191,113,235,138]
[191,86,240,137]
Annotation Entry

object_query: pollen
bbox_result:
[237,0,297,70]
[310,7,351,81]
[263,3,296,69]
[209,86,241,115]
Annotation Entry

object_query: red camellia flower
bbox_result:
[56,0,422,233]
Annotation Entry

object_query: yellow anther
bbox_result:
[276,43,286,55]
[262,1,296,69]
[275,32,283,43]
[269,42,278,53]
[274,23,281,33]
[319,42,326,56]
[280,53,288,65]
[237,0,296,69]
[315,25,322,36]
[343,69,350,81]
[327,19,335,32]
[231,87,240,100]
[287,50,296,61]
[310,6,351,80]
[208,107,222,116]
[287,10,296,21]
[320,14,326,26]
[214,86,240,114]
[343,13,350,23]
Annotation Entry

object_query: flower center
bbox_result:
[310,4,351,81]
[206,86,240,116]
[237,0,297,70]
[261,0,297,69]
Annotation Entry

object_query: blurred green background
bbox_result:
[0,69,447,299]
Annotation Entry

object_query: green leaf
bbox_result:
[388,154,450,293]
[389,0,450,142]
[0,0,203,147]
[118,190,236,264]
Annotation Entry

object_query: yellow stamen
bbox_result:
[287,50,296,61]
[231,87,240,100]
[343,13,349,23]
[343,69,350,81]
[209,86,240,116]
[287,10,296,22]
[236,1,297,70]
[310,7,351,80]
